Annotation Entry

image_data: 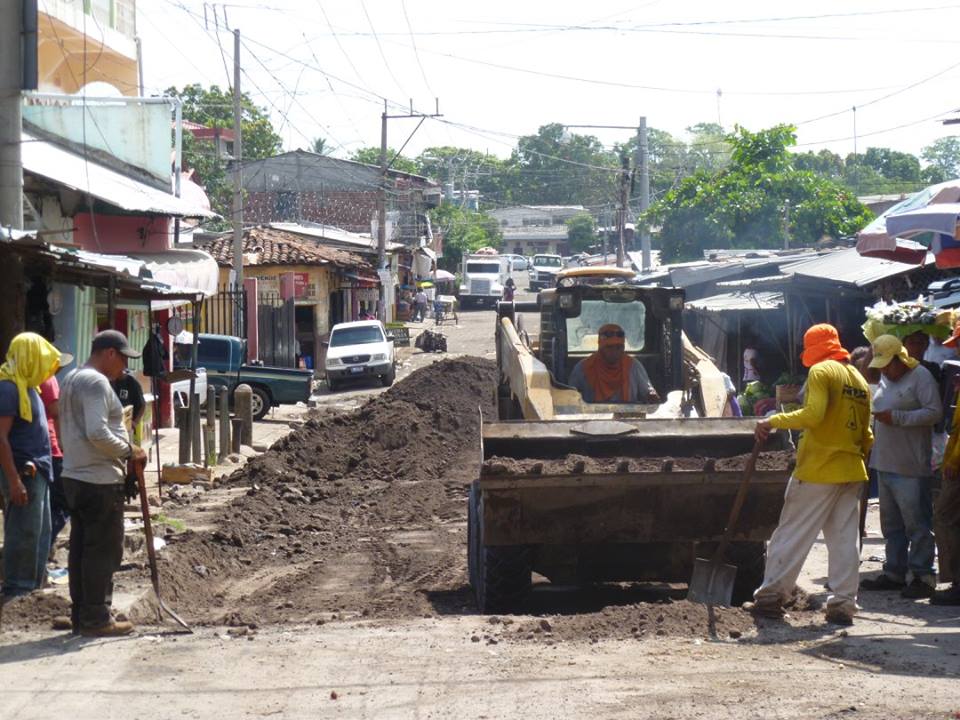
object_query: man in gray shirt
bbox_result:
[861,335,942,599]
[60,330,146,637]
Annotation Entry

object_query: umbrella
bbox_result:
[434,269,455,282]
[856,178,960,267]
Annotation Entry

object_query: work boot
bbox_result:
[824,607,854,626]
[859,574,906,591]
[901,579,935,599]
[930,584,960,606]
[80,620,134,638]
[742,600,784,619]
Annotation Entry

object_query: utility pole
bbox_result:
[377,99,442,322]
[617,154,629,268]
[0,0,24,231]
[637,117,652,272]
[232,29,244,292]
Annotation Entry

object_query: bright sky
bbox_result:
[138,1,960,163]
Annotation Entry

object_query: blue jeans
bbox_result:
[0,467,52,597]
[877,471,936,583]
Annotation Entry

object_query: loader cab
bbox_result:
[537,270,685,397]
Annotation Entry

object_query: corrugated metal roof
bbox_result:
[782,247,933,288]
[22,133,216,219]
[685,291,784,313]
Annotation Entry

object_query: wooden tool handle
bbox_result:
[710,439,763,565]
[135,460,161,594]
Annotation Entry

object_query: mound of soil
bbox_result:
[159,358,497,625]
[507,600,756,643]
[483,450,795,476]
[0,592,71,631]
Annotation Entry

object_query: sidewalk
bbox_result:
[142,402,311,495]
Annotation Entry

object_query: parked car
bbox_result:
[528,253,563,290]
[501,254,528,272]
[169,366,208,409]
[174,334,314,421]
[324,320,396,392]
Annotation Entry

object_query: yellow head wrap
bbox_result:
[0,333,64,422]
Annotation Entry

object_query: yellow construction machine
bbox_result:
[468,267,792,612]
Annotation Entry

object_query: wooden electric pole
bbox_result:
[377,99,442,322]
[232,29,244,291]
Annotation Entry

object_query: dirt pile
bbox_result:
[159,357,497,625]
[0,592,71,632]
[483,450,795,476]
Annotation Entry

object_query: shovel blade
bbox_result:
[687,557,737,606]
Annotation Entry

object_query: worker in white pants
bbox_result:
[748,324,872,626]
[753,478,862,618]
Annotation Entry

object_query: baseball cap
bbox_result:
[869,334,914,369]
[91,329,141,358]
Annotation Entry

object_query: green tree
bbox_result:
[861,147,921,184]
[431,203,502,270]
[509,123,618,206]
[648,124,872,262]
[922,136,960,181]
[415,146,516,206]
[167,83,283,221]
[566,212,597,252]
[349,147,419,174]
[793,149,844,179]
[311,137,330,155]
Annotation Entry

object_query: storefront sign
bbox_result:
[294,272,317,300]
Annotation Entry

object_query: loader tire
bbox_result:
[468,482,532,614]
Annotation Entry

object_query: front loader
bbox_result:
[468,268,792,613]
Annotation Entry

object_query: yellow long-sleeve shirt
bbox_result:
[769,359,873,484]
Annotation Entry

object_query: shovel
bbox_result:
[687,439,763,607]
[134,458,193,633]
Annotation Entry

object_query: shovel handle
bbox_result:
[710,439,763,565]
[135,457,161,594]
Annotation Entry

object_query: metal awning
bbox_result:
[127,249,219,298]
[685,291,784,313]
[22,132,216,218]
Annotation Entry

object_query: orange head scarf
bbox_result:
[582,324,633,402]
[800,323,849,368]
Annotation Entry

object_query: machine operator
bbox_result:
[569,323,660,403]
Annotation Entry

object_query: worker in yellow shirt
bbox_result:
[747,324,873,625]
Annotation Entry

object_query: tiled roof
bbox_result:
[203,226,372,270]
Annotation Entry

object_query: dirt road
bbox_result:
[1,294,959,719]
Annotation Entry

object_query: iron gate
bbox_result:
[258,291,296,367]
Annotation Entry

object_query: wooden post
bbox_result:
[231,418,243,453]
[234,383,253,447]
[206,384,217,459]
[218,386,230,462]
[191,394,202,464]
[203,426,216,467]
[176,405,190,464]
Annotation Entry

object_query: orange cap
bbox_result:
[801,323,849,368]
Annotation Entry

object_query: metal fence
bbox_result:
[174,285,247,339]
[257,292,296,368]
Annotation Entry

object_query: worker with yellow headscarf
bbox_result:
[568,323,660,403]
[0,332,64,599]
[861,334,943,599]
